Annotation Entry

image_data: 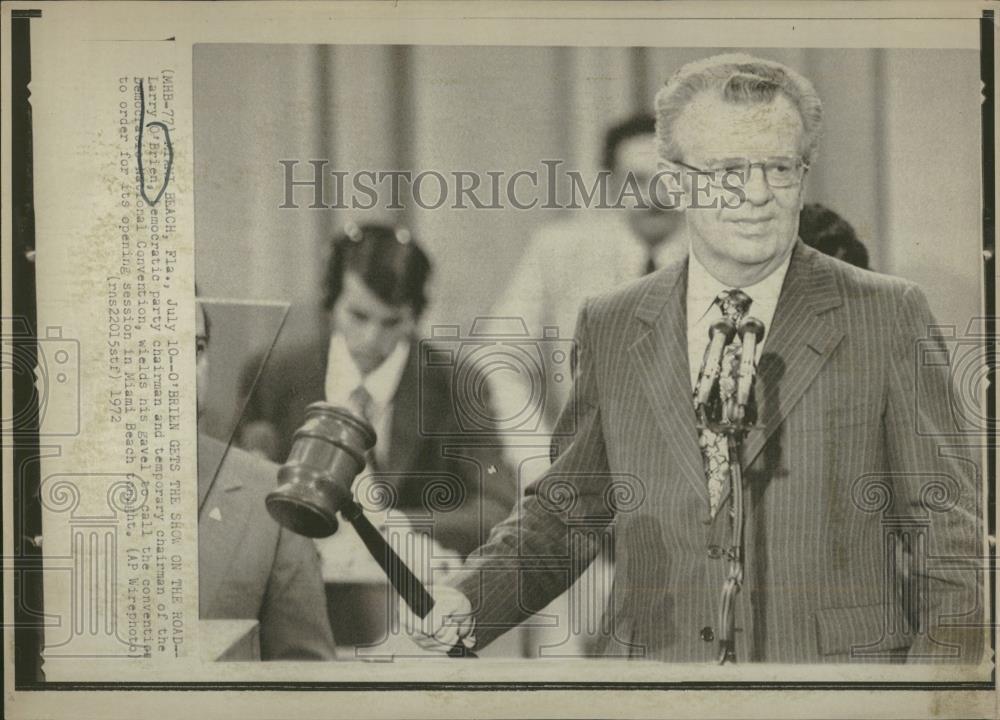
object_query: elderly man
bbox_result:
[413,53,983,664]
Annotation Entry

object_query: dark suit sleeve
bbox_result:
[450,301,615,649]
[884,284,984,663]
[258,527,337,660]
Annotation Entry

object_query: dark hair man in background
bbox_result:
[238,223,515,558]
[414,53,982,664]
[196,299,336,661]
[799,202,870,269]
[602,114,688,270]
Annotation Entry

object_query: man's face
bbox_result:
[195,302,209,418]
[669,92,807,284]
[331,271,416,376]
[616,133,682,246]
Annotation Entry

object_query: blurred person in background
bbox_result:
[798,202,870,269]
[197,298,336,660]
[491,114,686,466]
[238,222,516,558]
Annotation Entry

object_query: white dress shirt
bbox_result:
[323,333,410,467]
[685,247,792,390]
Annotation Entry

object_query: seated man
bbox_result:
[238,222,516,558]
[196,299,336,660]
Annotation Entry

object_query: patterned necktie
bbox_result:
[349,384,379,472]
[696,289,752,517]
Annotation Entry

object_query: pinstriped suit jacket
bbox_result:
[453,241,984,663]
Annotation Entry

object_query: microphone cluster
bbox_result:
[694,316,765,432]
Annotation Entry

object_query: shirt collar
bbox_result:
[326,334,410,409]
[686,243,792,323]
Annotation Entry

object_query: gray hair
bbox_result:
[654,53,823,165]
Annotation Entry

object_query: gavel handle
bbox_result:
[342,502,476,658]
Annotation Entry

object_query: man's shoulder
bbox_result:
[201,433,281,499]
[198,435,283,564]
[580,257,685,324]
[226,443,281,494]
[217,442,320,564]
[806,245,917,303]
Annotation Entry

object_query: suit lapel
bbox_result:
[627,260,710,505]
[740,242,845,468]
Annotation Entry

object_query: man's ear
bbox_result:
[795,174,809,211]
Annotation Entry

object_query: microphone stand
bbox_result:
[694,318,764,665]
[716,427,747,665]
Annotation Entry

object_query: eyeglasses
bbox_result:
[671,157,809,189]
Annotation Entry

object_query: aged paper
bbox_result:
[2,1,996,718]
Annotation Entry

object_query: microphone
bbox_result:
[266,402,475,657]
[694,318,737,418]
[734,317,765,421]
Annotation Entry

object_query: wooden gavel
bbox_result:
[265,401,474,657]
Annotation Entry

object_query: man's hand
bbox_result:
[403,584,476,654]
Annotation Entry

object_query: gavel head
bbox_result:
[265,402,376,538]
